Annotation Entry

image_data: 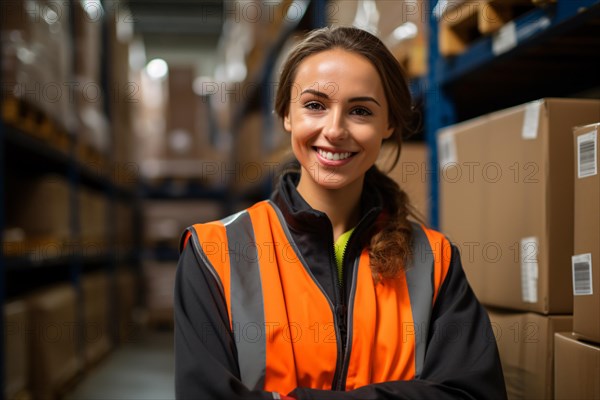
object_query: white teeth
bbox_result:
[317,148,352,161]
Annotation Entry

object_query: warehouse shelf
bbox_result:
[439,1,600,87]
[4,124,138,200]
[1,1,141,395]
[4,125,72,176]
[4,254,73,272]
[144,247,180,263]
[140,179,230,201]
[425,0,600,227]
[4,263,74,300]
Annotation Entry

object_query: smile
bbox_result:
[315,147,356,161]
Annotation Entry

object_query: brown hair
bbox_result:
[275,26,418,280]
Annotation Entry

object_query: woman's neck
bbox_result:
[296,171,363,241]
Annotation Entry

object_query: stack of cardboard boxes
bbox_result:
[438,98,600,399]
[1,0,74,134]
[73,1,110,168]
[81,272,112,367]
[328,0,428,78]
[553,123,600,400]
[3,270,138,399]
[142,200,224,326]
[26,284,82,400]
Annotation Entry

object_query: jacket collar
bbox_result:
[270,169,385,304]
[270,169,384,238]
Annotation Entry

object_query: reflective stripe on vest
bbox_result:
[185,200,451,393]
[406,222,434,379]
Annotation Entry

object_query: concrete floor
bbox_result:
[66,329,175,400]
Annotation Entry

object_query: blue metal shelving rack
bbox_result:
[425,0,600,228]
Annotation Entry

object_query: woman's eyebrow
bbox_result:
[300,89,382,107]
[349,96,381,107]
[300,88,330,99]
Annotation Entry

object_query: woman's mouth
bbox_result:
[314,147,357,164]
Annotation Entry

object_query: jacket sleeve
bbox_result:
[174,237,287,400]
[288,244,508,400]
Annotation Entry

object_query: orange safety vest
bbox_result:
[183,200,451,394]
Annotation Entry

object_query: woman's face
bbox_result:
[284,49,394,192]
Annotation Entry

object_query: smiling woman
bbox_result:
[174,26,507,400]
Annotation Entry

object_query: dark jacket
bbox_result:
[174,172,507,399]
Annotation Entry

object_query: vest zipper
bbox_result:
[330,211,377,391]
[330,229,358,390]
[336,267,358,391]
[329,235,346,391]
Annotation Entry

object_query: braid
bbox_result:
[367,166,416,282]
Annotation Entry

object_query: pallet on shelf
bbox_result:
[77,142,109,173]
[438,0,537,56]
[3,235,71,263]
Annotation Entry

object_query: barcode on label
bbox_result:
[520,237,539,303]
[577,131,597,178]
[572,254,593,296]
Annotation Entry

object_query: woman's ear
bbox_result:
[284,113,292,132]
[383,125,394,140]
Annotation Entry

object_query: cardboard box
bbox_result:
[6,174,71,242]
[143,200,224,249]
[573,123,600,343]
[4,300,29,400]
[440,98,600,314]
[378,142,429,224]
[79,188,109,253]
[554,332,600,400]
[487,309,572,400]
[27,284,82,399]
[328,0,428,77]
[143,261,177,326]
[7,0,75,131]
[82,272,112,366]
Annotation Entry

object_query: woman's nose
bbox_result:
[324,111,348,142]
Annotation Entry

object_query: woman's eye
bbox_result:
[304,102,324,110]
[351,107,372,116]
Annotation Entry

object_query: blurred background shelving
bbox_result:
[2,1,600,399]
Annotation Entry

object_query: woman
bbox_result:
[175,26,506,399]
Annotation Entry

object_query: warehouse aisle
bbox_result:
[65,330,175,400]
